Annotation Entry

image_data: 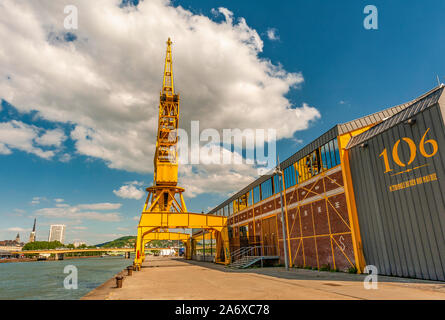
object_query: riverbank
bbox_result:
[0,255,112,264]
[0,256,132,300]
[82,267,128,300]
[0,258,36,263]
[83,256,445,300]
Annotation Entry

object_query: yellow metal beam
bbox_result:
[143,231,190,241]
[139,212,227,229]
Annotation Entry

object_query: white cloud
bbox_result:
[113,181,145,200]
[59,153,71,162]
[72,226,87,230]
[266,28,279,41]
[35,202,122,222]
[31,196,47,205]
[0,0,321,196]
[54,198,64,203]
[34,128,66,147]
[77,203,122,210]
[0,121,62,159]
[179,146,259,198]
[6,227,28,232]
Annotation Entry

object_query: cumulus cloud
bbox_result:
[35,202,122,222]
[34,128,66,147]
[0,0,320,196]
[113,181,145,200]
[0,121,64,159]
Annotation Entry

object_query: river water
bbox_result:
[0,256,132,300]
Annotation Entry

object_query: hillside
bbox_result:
[95,236,136,248]
[95,236,184,248]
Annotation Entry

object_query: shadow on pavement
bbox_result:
[177,257,445,286]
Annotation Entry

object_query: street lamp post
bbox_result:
[275,157,289,271]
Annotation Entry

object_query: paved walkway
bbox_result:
[82,256,445,300]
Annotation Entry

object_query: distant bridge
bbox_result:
[11,247,175,255]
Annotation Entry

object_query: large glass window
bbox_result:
[253,186,260,204]
[261,178,273,200]
[233,199,239,213]
[320,138,340,171]
[239,191,250,211]
[273,174,281,194]
[283,165,296,189]
[321,144,327,171]
[311,149,322,176]
[333,138,341,165]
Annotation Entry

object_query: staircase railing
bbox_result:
[230,245,276,262]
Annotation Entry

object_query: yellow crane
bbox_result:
[133,39,231,269]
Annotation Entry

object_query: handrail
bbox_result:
[230,245,276,262]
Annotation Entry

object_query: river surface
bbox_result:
[0,256,132,300]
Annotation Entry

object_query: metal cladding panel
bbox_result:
[347,85,444,149]
[348,102,445,281]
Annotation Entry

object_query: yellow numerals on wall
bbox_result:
[378,128,438,173]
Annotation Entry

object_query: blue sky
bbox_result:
[1,0,444,244]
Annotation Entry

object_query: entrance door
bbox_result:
[239,224,249,248]
[261,216,278,256]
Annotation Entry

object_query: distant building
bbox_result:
[28,218,36,243]
[48,225,66,243]
[73,241,86,248]
[0,236,24,252]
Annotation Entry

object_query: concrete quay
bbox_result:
[82,256,445,300]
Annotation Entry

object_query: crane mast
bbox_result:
[154,37,179,187]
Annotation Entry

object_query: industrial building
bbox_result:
[202,84,445,281]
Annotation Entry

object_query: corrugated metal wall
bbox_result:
[348,103,445,281]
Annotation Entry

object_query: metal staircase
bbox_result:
[228,246,279,269]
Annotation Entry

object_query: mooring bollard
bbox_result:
[115,276,123,288]
[127,266,133,276]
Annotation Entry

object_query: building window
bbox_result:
[233,199,239,213]
[333,138,341,165]
[321,138,340,171]
[239,191,250,211]
[228,202,233,215]
[253,186,260,204]
[261,178,273,200]
[283,164,296,189]
[273,174,281,194]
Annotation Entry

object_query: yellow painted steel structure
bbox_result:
[338,127,372,273]
[133,38,230,269]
